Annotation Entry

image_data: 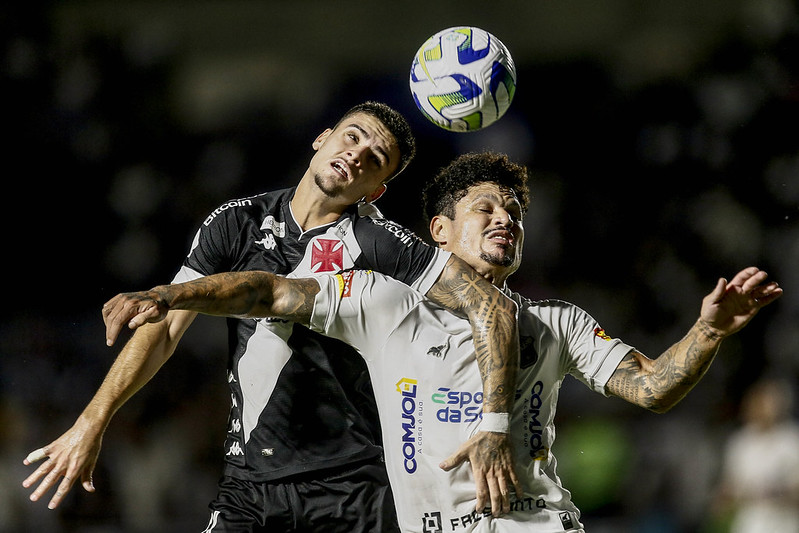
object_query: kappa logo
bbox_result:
[226,441,243,456]
[255,234,277,250]
[311,238,344,272]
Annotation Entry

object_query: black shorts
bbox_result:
[201,462,399,533]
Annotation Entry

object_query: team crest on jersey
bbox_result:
[311,238,344,272]
[594,327,612,340]
[519,335,538,369]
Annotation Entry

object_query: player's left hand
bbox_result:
[22,416,102,509]
[439,431,524,516]
[102,289,170,346]
[700,267,782,337]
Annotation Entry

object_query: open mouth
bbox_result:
[331,160,350,179]
[486,229,514,246]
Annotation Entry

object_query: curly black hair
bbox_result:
[421,152,530,223]
[334,101,416,181]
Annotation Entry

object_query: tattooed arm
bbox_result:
[102,271,318,345]
[607,267,782,413]
[24,271,354,510]
[427,255,523,514]
[100,261,520,415]
[425,255,520,414]
[102,257,520,414]
[101,264,524,515]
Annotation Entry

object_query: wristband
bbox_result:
[478,412,510,434]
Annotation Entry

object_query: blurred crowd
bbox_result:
[2,2,798,532]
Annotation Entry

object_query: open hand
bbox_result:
[22,418,102,509]
[439,431,524,516]
[701,267,782,337]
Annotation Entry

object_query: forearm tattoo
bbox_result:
[167,271,316,324]
[608,319,721,411]
[166,272,265,316]
[427,259,519,413]
[272,278,317,324]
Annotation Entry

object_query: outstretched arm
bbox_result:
[103,264,519,415]
[102,271,318,345]
[607,267,782,412]
[24,271,313,510]
[23,308,196,509]
[426,255,522,515]
[102,266,523,515]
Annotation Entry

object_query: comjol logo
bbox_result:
[396,378,419,474]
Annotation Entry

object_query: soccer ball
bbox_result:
[409,26,517,132]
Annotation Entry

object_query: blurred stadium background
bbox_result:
[2,1,798,531]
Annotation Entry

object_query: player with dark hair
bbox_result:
[99,151,782,531]
[23,105,521,532]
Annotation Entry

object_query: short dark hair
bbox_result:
[335,101,416,181]
[422,152,530,223]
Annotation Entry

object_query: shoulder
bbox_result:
[509,291,581,319]
[313,270,423,338]
[511,293,604,337]
[351,211,427,247]
[338,269,421,303]
[201,189,291,227]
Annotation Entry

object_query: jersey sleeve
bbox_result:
[522,297,633,395]
[171,201,241,284]
[309,270,422,361]
[350,215,450,295]
[561,303,633,395]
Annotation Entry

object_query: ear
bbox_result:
[364,183,387,203]
[312,128,333,151]
[429,215,450,246]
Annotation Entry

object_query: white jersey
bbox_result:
[720,422,799,533]
[310,269,634,533]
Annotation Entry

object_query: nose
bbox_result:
[494,208,514,228]
[345,146,365,167]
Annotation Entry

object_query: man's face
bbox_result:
[309,112,401,205]
[431,182,525,283]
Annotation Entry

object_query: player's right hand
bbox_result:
[439,431,524,516]
[22,418,101,509]
[102,290,170,346]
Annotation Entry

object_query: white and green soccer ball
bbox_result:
[410,26,517,132]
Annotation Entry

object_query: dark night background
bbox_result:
[2,2,798,531]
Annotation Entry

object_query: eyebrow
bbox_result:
[473,191,521,208]
[471,191,523,215]
[347,123,390,167]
